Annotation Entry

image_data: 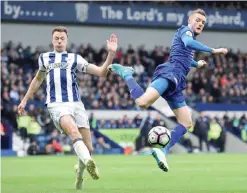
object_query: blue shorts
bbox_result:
[149,62,187,109]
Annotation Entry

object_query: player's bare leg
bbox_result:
[79,128,99,180]
[60,116,99,190]
[108,64,160,108]
[74,127,99,189]
[135,87,160,108]
[153,105,192,172]
[74,128,93,189]
[108,63,170,171]
[173,106,193,130]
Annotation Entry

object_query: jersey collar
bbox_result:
[52,50,67,54]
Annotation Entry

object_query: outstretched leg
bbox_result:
[152,103,192,172]
[108,64,170,108]
[163,105,192,153]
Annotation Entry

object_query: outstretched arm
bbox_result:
[182,32,228,54]
[18,70,46,115]
[86,34,118,77]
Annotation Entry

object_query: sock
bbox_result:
[78,159,86,176]
[163,124,187,154]
[125,75,144,100]
[73,138,91,164]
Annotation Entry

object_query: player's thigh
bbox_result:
[136,78,170,108]
[74,102,90,129]
[166,93,192,129]
[79,127,93,152]
[173,106,193,130]
[73,102,92,148]
[60,115,81,139]
[136,87,160,108]
[48,104,80,139]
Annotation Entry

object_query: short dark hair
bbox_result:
[190,9,206,17]
[52,26,68,37]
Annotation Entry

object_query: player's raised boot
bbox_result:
[86,159,100,180]
[107,63,134,79]
[151,148,169,172]
[74,164,84,190]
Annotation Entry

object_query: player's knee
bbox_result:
[136,99,150,109]
[68,129,81,140]
[179,119,193,130]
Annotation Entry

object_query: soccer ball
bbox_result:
[148,126,171,148]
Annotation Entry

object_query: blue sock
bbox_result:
[163,124,187,154]
[125,75,144,100]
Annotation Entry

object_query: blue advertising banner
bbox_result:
[1,1,247,30]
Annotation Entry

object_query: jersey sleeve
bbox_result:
[38,54,46,72]
[180,27,213,53]
[77,54,89,73]
[180,26,194,39]
[190,59,198,67]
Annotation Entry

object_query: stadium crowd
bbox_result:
[1,41,247,111]
[1,41,247,154]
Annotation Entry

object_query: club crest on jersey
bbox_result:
[186,31,193,37]
[75,3,89,23]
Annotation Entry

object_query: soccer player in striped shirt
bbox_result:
[18,26,118,189]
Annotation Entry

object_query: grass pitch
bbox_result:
[2,154,247,193]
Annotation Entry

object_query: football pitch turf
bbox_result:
[2,154,247,193]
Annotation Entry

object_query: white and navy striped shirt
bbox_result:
[38,51,88,104]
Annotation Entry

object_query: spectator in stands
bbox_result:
[126,119,137,128]
[208,118,226,152]
[95,137,111,154]
[0,123,5,136]
[89,113,99,130]
[133,59,145,75]
[108,119,118,129]
[27,139,40,156]
[45,130,63,154]
[98,119,107,129]
[194,112,210,152]
[232,115,241,137]
[152,114,167,128]
[134,114,142,128]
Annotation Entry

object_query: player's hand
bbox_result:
[212,48,228,55]
[198,60,207,68]
[18,100,27,116]
[107,34,118,54]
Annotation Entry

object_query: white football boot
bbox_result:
[86,159,100,180]
[151,148,169,172]
[74,164,84,190]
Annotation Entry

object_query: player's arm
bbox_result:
[182,31,228,54]
[190,59,207,68]
[18,54,46,115]
[87,51,116,77]
[18,70,46,115]
[77,34,118,77]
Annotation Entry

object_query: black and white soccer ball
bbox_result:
[148,126,171,148]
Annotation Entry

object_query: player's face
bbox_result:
[52,31,68,52]
[189,13,206,36]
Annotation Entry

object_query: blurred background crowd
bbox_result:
[2,41,246,111]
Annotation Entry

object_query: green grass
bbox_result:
[2,154,247,193]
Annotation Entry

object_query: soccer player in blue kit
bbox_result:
[108,9,228,172]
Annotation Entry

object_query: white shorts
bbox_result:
[47,102,90,132]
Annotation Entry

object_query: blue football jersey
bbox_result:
[168,25,195,74]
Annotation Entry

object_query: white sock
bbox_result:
[73,139,91,164]
[78,159,86,176]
